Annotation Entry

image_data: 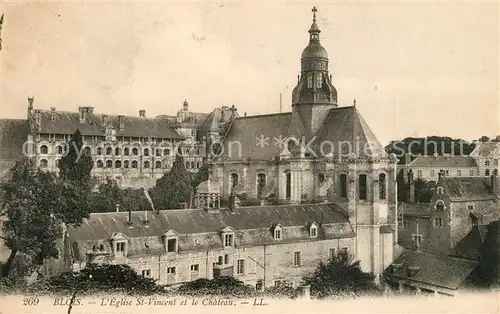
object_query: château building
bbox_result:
[58,8,399,288]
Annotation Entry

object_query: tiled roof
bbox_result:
[0,119,29,160]
[67,203,355,259]
[35,110,183,139]
[386,250,478,290]
[409,155,478,168]
[471,142,500,157]
[477,202,500,226]
[440,177,494,201]
[218,106,386,161]
[399,203,432,217]
[450,226,488,261]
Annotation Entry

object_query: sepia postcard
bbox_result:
[0,1,499,314]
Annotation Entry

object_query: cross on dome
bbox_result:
[312,6,317,23]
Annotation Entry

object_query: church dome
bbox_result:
[301,43,328,60]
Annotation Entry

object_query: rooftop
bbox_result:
[409,155,478,168]
[439,177,495,201]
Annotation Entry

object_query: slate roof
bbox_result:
[399,203,432,217]
[409,155,478,168]
[67,203,355,259]
[34,110,183,139]
[0,119,29,160]
[450,226,488,261]
[218,106,386,161]
[197,107,238,132]
[386,250,478,290]
[471,142,500,157]
[440,177,494,201]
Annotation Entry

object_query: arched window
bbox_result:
[318,173,325,184]
[485,160,490,166]
[307,73,313,88]
[96,160,104,168]
[359,174,367,200]
[40,159,48,168]
[309,223,318,238]
[84,147,91,156]
[339,174,347,198]
[124,160,129,168]
[40,145,48,154]
[230,173,239,193]
[185,162,189,169]
[155,161,162,168]
[131,160,138,168]
[55,159,61,168]
[163,148,170,156]
[106,160,112,168]
[144,161,150,168]
[274,225,282,240]
[155,149,161,157]
[494,169,498,176]
[485,169,490,176]
[456,169,462,176]
[285,172,291,199]
[196,161,200,168]
[191,161,195,169]
[436,201,445,211]
[495,159,499,166]
[97,147,103,155]
[143,148,149,156]
[379,173,386,200]
[124,147,129,156]
[106,147,112,156]
[257,173,266,198]
[315,72,322,88]
[115,147,121,156]
[132,148,139,156]
[196,148,200,155]
[57,146,63,155]
[115,160,122,168]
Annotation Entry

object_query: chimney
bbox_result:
[118,115,125,131]
[128,208,132,225]
[50,107,56,122]
[79,107,87,123]
[408,170,415,204]
[230,105,236,118]
[28,96,34,110]
[102,114,109,126]
[116,203,120,212]
[34,110,41,129]
[183,100,189,111]
[139,110,146,117]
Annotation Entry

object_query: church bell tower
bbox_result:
[292,7,338,137]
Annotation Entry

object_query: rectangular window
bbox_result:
[430,170,435,177]
[467,205,474,211]
[190,264,199,272]
[358,174,367,200]
[167,239,177,252]
[116,242,125,254]
[224,234,233,247]
[224,254,229,265]
[310,227,317,237]
[329,248,336,260]
[412,235,423,244]
[293,251,301,267]
[236,259,245,275]
[274,229,282,240]
[434,217,444,228]
[167,267,176,274]
[141,269,151,277]
[218,256,223,265]
[456,170,462,177]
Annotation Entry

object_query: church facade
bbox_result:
[210,8,398,279]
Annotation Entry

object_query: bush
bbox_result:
[175,277,255,298]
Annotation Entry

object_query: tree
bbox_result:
[478,220,500,288]
[175,277,254,297]
[1,161,65,277]
[414,178,432,203]
[90,178,125,213]
[479,136,491,143]
[150,150,193,210]
[302,250,380,299]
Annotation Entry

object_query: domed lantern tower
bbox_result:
[292,7,338,137]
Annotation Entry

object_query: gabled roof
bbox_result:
[470,142,500,157]
[0,119,29,160]
[386,250,478,290]
[440,177,494,201]
[34,110,183,139]
[218,106,386,161]
[450,226,487,261]
[409,155,478,168]
[197,106,238,132]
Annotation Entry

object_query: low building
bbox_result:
[469,142,500,177]
[405,154,479,182]
[60,202,359,288]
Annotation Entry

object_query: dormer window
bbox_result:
[222,226,235,247]
[116,242,125,255]
[435,200,445,211]
[111,233,128,257]
[163,230,179,253]
[309,222,318,238]
[273,224,283,240]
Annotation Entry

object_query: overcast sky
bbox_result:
[1,1,498,144]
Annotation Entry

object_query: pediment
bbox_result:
[163,229,180,238]
[111,232,128,240]
[221,226,235,233]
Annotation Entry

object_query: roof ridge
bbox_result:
[235,112,292,119]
